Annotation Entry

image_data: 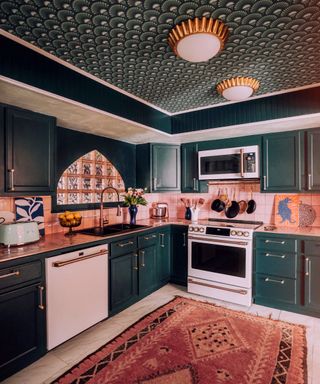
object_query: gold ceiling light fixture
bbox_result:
[216,77,260,101]
[168,17,228,62]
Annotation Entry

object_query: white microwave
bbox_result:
[198,145,260,180]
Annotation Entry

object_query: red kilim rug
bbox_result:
[53,297,307,384]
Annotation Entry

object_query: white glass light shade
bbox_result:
[222,85,254,101]
[176,33,222,63]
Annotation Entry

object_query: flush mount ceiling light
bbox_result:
[217,77,260,101]
[168,17,228,63]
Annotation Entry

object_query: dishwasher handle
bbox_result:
[52,249,108,268]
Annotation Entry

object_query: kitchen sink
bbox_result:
[76,223,150,237]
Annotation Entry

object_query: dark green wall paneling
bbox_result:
[56,127,135,186]
[171,87,320,134]
[0,36,171,134]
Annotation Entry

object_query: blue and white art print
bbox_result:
[15,197,45,236]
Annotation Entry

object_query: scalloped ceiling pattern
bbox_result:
[1,0,320,113]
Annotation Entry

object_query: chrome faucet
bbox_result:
[100,187,122,228]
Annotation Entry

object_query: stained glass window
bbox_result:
[57,150,125,205]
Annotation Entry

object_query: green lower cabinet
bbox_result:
[304,255,320,313]
[158,230,171,283]
[109,252,138,315]
[255,273,298,307]
[254,234,320,317]
[0,283,46,381]
[170,225,188,286]
[138,245,158,297]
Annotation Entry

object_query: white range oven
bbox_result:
[188,219,262,306]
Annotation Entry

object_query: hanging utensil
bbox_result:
[246,188,256,214]
[238,191,248,214]
[225,189,240,218]
[211,188,225,212]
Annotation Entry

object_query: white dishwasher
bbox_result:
[46,244,108,350]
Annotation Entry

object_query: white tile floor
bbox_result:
[4,284,320,384]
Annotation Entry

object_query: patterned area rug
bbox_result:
[53,297,307,384]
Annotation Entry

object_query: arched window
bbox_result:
[57,150,125,206]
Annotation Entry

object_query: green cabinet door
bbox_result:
[0,283,46,381]
[306,129,320,191]
[4,107,56,194]
[152,144,180,191]
[109,252,138,315]
[304,255,320,313]
[181,143,208,193]
[158,230,171,283]
[262,131,302,192]
[171,225,188,286]
[139,245,158,297]
[136,144,180,192]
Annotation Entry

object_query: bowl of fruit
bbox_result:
[58,211,82,236]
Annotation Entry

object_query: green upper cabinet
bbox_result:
[136,143,180,192]
[261,131,302,192]
[306,129,320,191]
[181,143,208,193]
[1,106,56,194]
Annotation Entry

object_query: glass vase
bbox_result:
[128,205,138,225]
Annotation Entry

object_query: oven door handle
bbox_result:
[188,235,249,247]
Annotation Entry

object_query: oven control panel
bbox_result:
[189,225,251,239]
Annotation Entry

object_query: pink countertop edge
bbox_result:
[0,218,189,263]
[2,218,320,263]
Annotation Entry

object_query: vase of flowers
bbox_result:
[122,188,147,225]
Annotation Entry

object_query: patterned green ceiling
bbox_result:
[1,0,320,113]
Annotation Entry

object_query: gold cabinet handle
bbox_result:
[182,233,186,247]
[8,169,15,191]
[160,233,165,248]
[140,250,145,267]
[133,253,138,270]
[308,174,312,190]
[265,239,285,245]
[305,257,311,276]
[52,249,108,267]
[117,241,134,248]
[0,270,20,279]
[193,178,198,191]
[144,234,156,240]
[264,277,285,284]
[38,285,45,310]
[265,253,286,259]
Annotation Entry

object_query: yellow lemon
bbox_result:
[74,212,81,219]
[66,213,74,221]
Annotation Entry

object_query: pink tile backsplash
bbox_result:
[1,182,319,234]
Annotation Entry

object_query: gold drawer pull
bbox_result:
[53,249,108,267]
[38,285,45,310]
[0,270,20,279]
[264,277,285,284]
[265,240,285,244]
[265,253,286,259]
[143,234,157,240]
[117,241,134,248]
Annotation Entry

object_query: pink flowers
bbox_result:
[122,188,147,207]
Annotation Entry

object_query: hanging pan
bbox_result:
[211,188,225,212]
[225,190,240,219]
[246,189,256,214]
